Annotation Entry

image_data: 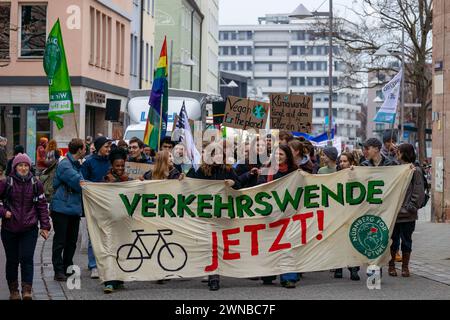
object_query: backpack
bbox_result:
[2,176,39,209]
[38,160,58,203]
[415,164,430,209]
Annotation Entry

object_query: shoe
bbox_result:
[208,280,220,291]
[114,281,125,290]
[8,281,21,300]
[283,281,296,289]
[395,251,402,262]
[90,268,99,279]
[54,273,67,282]
[262,279,274,285]
[350,270,360,281]
[388,249,398,276]
[334,268,343,278]
[401,252,411,277]
[103,284,114,294]
[21,283,33,300]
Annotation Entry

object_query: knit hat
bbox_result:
[323,146,338,162]
[94,136,112,153]
[12,153,32,169]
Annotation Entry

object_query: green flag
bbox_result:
[43,19,74,130]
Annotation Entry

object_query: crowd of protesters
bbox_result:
[0,128,428,298]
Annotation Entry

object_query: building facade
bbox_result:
[130,0,142,90]
[0,0,131,159]
[154,0,219,93]
[218,14,361,146]
[140,0,156,90]
[431,0,450,222]
[200,0,219,93]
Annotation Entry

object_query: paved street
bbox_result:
[1,205,449,300]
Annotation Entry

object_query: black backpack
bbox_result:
[415,164,430,209]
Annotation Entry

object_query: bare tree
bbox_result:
[315,0,432,162]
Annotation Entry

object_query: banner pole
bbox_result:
[73,110,79,138]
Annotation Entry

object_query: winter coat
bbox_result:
[104,170,132,182]
[361,154,398,167]
[187,166,241,189]
[81,153,111,182]
[143,167,181,180]
[256,167,296,185]
[128,153,152,164]
[0,173,50,233]
[397,167,425,223]
[51,153,84,216]
[298,156,314,174]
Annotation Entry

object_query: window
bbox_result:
[151,0,155,16]
[230,62,236,70]
[0,3,11,59]
[101,14,106,69]
[333,77,338,86]
[230,47,236,55]
[231,32,237,40]
[247,31,253,40]
[150,45,154,82]
[299,77,305,86]
[291,78,297,86]
[238,46,245,55]
[307,62,314,71]
[315,109,321,117]
[307,78,313,86]
[268,64,272,71]
[223,47,229,55]
[268,79,272,87]
[145,43,149,81]
[268,48,273,56]
[20,4,47,57]
[130,35,134,76]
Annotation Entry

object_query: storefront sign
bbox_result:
[86,91,106,105]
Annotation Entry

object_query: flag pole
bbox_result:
[73,111,79,138]
[158,98,162,151]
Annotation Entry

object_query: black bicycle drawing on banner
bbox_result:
[116,229,188,273]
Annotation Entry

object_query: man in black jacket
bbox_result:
[361,138,398,167]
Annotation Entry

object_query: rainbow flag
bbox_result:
[144,37,169,150]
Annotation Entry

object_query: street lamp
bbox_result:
[290,2,334,146]
[373,28,406,142]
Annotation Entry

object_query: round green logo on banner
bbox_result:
[43,37,61,86]
[349,215,389,259]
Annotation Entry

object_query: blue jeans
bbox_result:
[280,273,299,283]
[391,221,416,253]
[88,238,97,270]
[1,227,38,283]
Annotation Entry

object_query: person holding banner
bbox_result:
[81,136,113,279]
[102,148,131,293]
[333,152,361,281]
[381,130,399,162]
[389,143,424,278]
[143,150,181,181]
[361,138,397,167]
[238,137,270,188]
[172,143,192,175]
[187,142,241,291]
[255,144,299,288]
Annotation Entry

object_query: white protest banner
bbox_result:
[373,69,403,124]
[82,165,413,282]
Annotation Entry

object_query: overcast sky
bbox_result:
[219,0,361,25]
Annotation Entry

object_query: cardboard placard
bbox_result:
[270,93,313,133]
[223,96,269,130]
[125,162,154,180]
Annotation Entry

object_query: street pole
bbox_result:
[327,0,333,146]
[169,40,173,88]
[400,28,405,143]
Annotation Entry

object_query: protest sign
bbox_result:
[270,93,313,133]
[82,165,413,282]
[223,96,269,130]
[124,162,153,179]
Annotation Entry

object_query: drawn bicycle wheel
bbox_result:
[157,243,187,272]
[116,244,143,273]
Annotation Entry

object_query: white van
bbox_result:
[124,88,222,142]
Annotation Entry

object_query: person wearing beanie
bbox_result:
[318,146,338,174]
[381,129,399,161]
[81,136,112,279]
[361,138,398,167]
[5,145,30,176]
[0,153,50,300]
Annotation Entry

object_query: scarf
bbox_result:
[105,170,129,182]
[267,163,288,182]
